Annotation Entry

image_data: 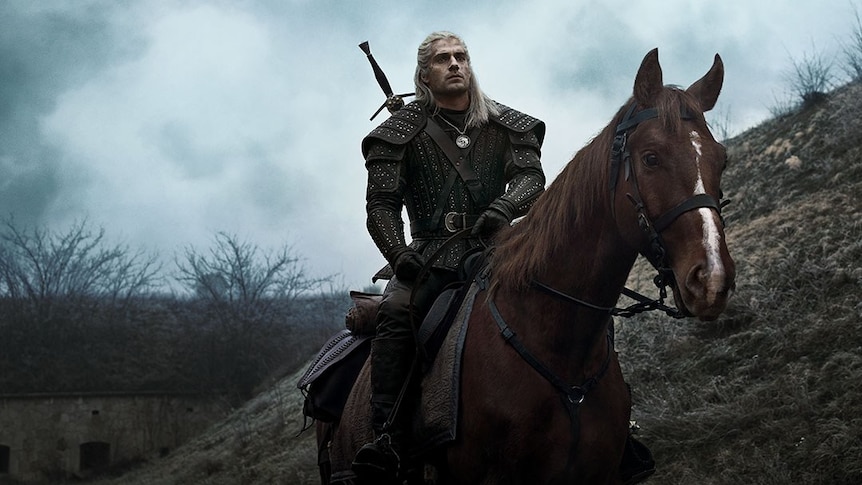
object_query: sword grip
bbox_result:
[359,41,394,97]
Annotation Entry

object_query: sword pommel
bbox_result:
[358,41,371,56]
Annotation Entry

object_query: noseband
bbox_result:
[610,102,727,289]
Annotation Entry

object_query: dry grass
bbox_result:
[85,363,321,485]
[80,81,862,485]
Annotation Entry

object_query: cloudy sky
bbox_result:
[1,0,857,290]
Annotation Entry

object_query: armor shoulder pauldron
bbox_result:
[361,101,427,158]
[492,104,546,149]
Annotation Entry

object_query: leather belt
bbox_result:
[410,211,479,235]
[444,211,478,232]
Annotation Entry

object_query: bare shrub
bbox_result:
[840,3,862,81]
[786,42,836,107]
[707,106,734,142]
[767,89,798,118]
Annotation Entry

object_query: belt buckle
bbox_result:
[444,212,467,233]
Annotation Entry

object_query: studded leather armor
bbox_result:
[363,101,545,278]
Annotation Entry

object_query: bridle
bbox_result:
[528,102,730,319]
[607,102,729,310]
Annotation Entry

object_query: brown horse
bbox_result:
[324,48,735,484]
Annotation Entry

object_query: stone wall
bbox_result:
[0,392,230,482]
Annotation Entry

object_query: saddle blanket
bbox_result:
[413,280,481,453]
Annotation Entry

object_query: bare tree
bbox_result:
[0,218,163,392]
[0,218,161,319]
[175,232,331,396]
[176,231,328,307]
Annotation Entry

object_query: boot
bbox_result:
[352,337,415,483]
[619,422,656,484]
[617,365,656,484]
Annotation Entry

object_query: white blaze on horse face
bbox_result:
[690,131,726,299]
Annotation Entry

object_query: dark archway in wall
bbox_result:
[0,444,9,474]
[79,442,110,471]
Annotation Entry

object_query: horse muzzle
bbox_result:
[672,257,736,321]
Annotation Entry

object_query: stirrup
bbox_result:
[619,425,656,485]
[352,433,401,482]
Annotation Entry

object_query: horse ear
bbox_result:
[686,53,724,112]
[634,48,663,106]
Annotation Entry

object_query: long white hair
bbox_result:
[413,31,500,128]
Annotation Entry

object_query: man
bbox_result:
[353,31,546,481]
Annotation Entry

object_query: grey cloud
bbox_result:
[0,0,854,289]
[0,2,143,224]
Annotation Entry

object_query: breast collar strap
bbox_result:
[479,272,612,411]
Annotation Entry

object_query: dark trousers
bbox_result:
[369,269,459,436]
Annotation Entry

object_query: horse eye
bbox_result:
[642,154,659,167]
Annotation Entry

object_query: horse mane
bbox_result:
[490,86,707,292]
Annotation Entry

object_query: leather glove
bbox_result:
[391,246,426,282]
[471,207,510,237]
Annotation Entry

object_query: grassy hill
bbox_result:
[85,80,862,485]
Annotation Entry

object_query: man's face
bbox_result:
[421,38,471,99]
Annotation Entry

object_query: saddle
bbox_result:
[297,268,480,428]
[297,291,378,424]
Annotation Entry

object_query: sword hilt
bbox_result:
[359,41,394,97]
[359,41,414,120]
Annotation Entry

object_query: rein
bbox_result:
[384,227,480,433]
[531,280,685,319]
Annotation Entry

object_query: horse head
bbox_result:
[613,48,735,321]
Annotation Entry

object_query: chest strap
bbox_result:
[478,271,613,445]
[424,118,483,203]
